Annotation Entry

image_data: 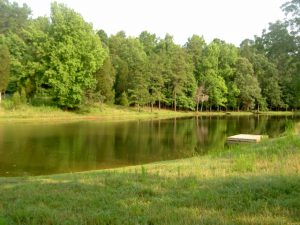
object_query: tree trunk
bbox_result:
[151,102,153,113]
[0,92,2,104]
[200,100,204,112]
[158,100,161,110]
[174,93,177,112]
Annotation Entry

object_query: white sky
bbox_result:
[14,0,285,46]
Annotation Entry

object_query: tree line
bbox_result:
[0,0,299,111]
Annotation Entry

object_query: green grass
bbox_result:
[0,103,295,123]
[0,104,193,122]
[0,134,299,225]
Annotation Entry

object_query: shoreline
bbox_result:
[0,104,295,123]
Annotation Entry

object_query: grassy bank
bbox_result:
[0,104,194,122]
[0,134,299,225]
[0,104,295,122]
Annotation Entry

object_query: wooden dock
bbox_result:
[227,134,266,143]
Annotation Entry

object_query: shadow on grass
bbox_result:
[0,171,299,225]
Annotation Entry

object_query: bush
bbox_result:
[12,92,21,108]
[1,99,14,110]
[31,96,55,107]
[119,92,129,107]
[20,88,27,104]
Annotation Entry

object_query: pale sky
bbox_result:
[14,0,285,46]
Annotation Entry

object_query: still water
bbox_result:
[0,115,298,177]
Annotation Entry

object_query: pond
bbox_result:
[0,115,299,177]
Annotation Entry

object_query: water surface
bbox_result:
[0,115,298,177]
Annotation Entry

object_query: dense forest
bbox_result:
[0,0,299,111]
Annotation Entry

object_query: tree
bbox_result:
[185,35,208,111]
[97,29,109,48]
[199,41,228,110]
[147,53,165,110]
[226,82,240,110]
[139,31,158,55]
[0,43,10,103]
[109,32,129,104]
[17,17,51,99]
[94,56,115,104]
[3,32,28,95]
[157,35,196,111]
[0,0,31,34]
[240,40,283,109]
[215,39,238,82]
[42,3,106,108]
[109,34,148,108]
[217,40,238,110]
[204,70,228,110]
[256,20,298,109]
[0,0,31,97]
[235,57,262,111]
[138,31,167,111]
[184,35,206,81]
[253,55,283,109]
[281,0,300,109]
[119,91,129,106]
[282,0,300,34]
[113,58,129,104]
[125,38,149,109]
[195,84,209,112]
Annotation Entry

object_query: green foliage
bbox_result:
[226,82,240,110]
[12,91,21,108]
[147,53,166,108]
[185,35,206,80]
[31,96,54,107]
[119,92,129,106]
[282,0,300,34]
[42,3,106,109]
[20,87,26,104]
[235,57,262,110]
[0,0,31,34]
[3,32,28,95]
[1,0,299,111]
[256,20,299,109]
[158,35,197,111]
[95,56,115,104]
[204,70,228,109]
[200,41,229,109]
[1,98,14,110]
[139,31,158,55]
[97,29,109,48]
[0,43,10,94]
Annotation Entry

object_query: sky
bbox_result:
[14,0,286,46]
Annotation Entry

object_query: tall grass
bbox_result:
[0,102,296,123]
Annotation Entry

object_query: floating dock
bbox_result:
[227,134,266,143]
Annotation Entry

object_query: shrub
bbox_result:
[20,88,27,104]
[119,92,129,107]
[1,99,14,110]
[12,92,21,108]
